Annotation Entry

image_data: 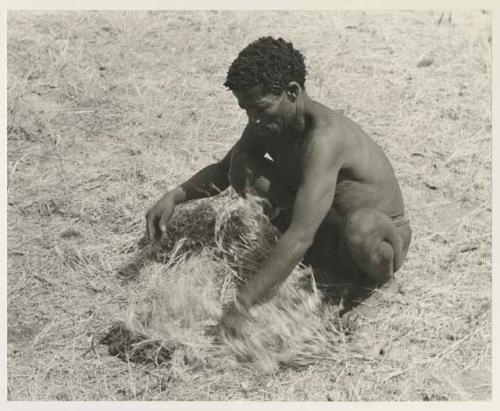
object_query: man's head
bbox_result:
[224,36,307,94]
[224,37,308,136]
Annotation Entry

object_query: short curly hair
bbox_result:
[224,37,307,95]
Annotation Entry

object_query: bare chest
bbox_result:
[266,143,303,190]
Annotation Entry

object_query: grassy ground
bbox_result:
[6,10,491,401]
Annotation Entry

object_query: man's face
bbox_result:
[233,85,293,137]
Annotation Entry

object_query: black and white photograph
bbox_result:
[4,4,493,403]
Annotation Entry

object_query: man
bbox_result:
[146,37,411,336]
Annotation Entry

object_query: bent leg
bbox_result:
[338,208,412,318]
[341,208,411,284]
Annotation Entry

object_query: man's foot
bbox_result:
[342,279,401,322]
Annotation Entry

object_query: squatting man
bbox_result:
[146,37,412,337]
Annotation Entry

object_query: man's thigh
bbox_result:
[338,208,412,277]
[305,212,345,274]
[311,208,411,277]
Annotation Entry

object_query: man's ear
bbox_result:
[285,82,301,102]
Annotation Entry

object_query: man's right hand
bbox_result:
[146,194,176,242]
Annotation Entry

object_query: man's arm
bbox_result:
[146,151,231,241]
[236,133,342,309]
[179,154,231,201]
[147,125,265,241]
[180,125,266,201]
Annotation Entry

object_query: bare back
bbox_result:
[321,108,405,219]
[245,100,406,221]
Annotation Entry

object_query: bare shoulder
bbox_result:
[311,101,367,139]
[305,102,350,164]
[308,100,386,165]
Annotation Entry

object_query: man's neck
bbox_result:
[286,92,312,140]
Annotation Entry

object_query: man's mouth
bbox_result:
[254,123,278,136]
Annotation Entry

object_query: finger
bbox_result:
[225,326,235,339]
[223,324,240,340]
[145,212,152,239]
[145,216,150,239]
[205,324,223,343]
[146,213,153,240]
[158,212,170,237]
[147,213,161,242]
[153,217,162,242]
[205,324,217,337]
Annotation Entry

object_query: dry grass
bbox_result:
[7,10,491,400]
[104,196,355,377]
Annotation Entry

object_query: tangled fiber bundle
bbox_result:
[102,193,350,373]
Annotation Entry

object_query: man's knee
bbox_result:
[342,208,403,283]
[229,155,274,198]
[343,208,380,251]
[369,241,395,282]
[342,209,394,278]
